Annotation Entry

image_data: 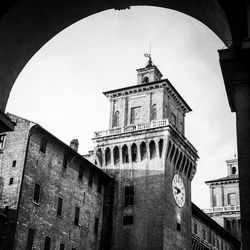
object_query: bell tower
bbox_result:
[93,57,198,250]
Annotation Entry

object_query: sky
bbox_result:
[6,6,237,209]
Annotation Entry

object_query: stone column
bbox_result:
[219,46,250,249]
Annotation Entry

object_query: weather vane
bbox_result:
[144,43,152,66]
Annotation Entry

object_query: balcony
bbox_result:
[94,119,170,138]
[203,205,240,214]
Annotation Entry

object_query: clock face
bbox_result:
[172,174,186,207]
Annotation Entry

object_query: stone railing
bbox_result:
[94,119,169,138]
[203,205,240,214]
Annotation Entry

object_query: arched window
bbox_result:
[149,140,156,159]
[232,166,237,175]
[113,111,120,127]
[131,143,137,162]
[140,142,147,160]
[105,148,111,166]
[158,139,164,158]
[113,146,120,165]
[96,148,103,166]
[225,219,231,232]
[232,219,236,232]
[122,145,129,163]
[150,104,157,121]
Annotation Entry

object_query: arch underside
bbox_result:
[0,0,246,113]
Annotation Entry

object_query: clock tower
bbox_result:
[93,57,198,249]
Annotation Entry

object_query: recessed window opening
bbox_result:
[232,166,237,175]
[88,172,94,187]
[44,236,51,250]
[12,160,16,167]
[26,228,35,250]
[140,142,147,160]
[62,153,68,170]
[94,217,99,235]
[96,148,103,166]
[105,147,111,166]
[113,110,120,127]
[9,177,14,185]
[113,146,120,165]
[78,165,84,180]
[57,197,63,217]
[33,183,41,203]
[74,206,80,225]
[149,140,156,159]
[123,215,133,225]
[169,145,175,162]
[60,243,65,250]
[173,148,179,166]
[122,145,129,163]
[131,143,137,162]
[158,139,164,158]
[177,222,181,231]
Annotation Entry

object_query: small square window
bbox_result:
[94,217,99,235]
[9,177,14,185]
[74,206,80,225]
[123,216,133,225]
[177,222,181,231]
[40,137,48,154]
[12,160,16,167]
[33,183,41,203]
[0,134,6,150]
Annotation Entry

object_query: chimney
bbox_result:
[70,139,79,152]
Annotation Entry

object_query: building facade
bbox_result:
[0,114,113,249]
[92,58,199,249]
[192,203,240,250]
[204,159,241,240]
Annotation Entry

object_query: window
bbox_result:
[78,165,84,180]
[125,186,134,206]
[97,179,102,193]
[33,183,41,203]
[177,222,181,232]
[105,148,111,166]
[158,139,164,158]
[130,106,141,124]
[0,134,6,149]
[213,194,219,207]
[131,143,137,162]
[149,140,156,159]
[113,111,120,127]
[140,142,147,160]
[150,104,157,121]
[142,76,149,84]
[39,137,48,154]
[225,219,231,232]
[57,197,63,217]
[123,216,133,225]
[96,149,103,166]
[12,160,16,167]
[9,177,14,185]
[88,172,94,187]
[94,217,99,235]
[228,193,236,205]
[202,228,206,240]
[232,166,237,175]
[60,243,65,250]
[44,236,51,250]
[74,206,80,225]
[122,145,129,163]
[113,146,120,165]
[62,153,68,170]
[26,228,35,250]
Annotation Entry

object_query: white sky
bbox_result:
[6,6,236,209]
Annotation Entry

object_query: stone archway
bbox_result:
[0,0,250,249]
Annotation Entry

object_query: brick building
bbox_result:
[0,58,240,250]
[192,203,240,249]
[0,114,113,249]
[204,158,241,241]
